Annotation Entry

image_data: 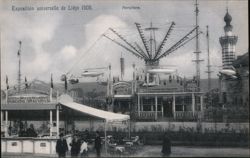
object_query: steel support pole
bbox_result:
[104,122,107,156]
[155,96,158,120]
[138,95,140,117]
[5,111,8,137]
[6,90,8,103]
[50,88,53,102]
[141,101,144,111]
[128,119,131,139]
[1,111,3,127]
[200,95,204,118]
[56,90,59,102]
[192,93,195,116]
[146,73,149,84]
[56,105,59,137]
[172,94,176,119]
[50,110,53,137]
[161,103,164,117]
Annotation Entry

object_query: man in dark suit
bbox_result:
[26,124,37,137]
[94,131,102,157]
[162,132,171,156]
[56,133,68,158]
[70,134,81,157]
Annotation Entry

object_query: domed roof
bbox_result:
[224,10,232,25]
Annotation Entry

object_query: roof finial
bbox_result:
[226,0,229,12]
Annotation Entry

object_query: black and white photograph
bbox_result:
[0,0,249,157]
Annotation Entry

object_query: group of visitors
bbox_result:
[56,131,102,158]
[19,124,37,137]
[56,130,171,157]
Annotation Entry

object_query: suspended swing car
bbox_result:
[219,69,239,80]
[142,82,158,87]
[147,68,176,74]
[229,75,238,79]
[69,78,79,84]
[219,69,236,76]
[81,71,104,77]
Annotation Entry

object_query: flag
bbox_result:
[51,74,54,88]
[25,76,28,89]
[6,76,9,90]
[64,76,68,91]
[17,41,22,56]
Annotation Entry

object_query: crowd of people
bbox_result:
[56,131,102,158]
[19,124,38,137]
[55,131,171,157]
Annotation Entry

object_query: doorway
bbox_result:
[163,98,173,117]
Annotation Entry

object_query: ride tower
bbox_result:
[219,9,238,69]
[103,21,201,85]
[219,8,238,106]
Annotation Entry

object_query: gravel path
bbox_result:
[2,146,249,157]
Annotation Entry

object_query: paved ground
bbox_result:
[2,146,249,157]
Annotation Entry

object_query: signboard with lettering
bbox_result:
[113,82,132,95]
[40,143,47,147]
[8,96,49,104]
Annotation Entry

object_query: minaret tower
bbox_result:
[219,9,238,69]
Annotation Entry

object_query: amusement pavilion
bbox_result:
[1,7,249,156]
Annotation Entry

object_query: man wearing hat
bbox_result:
[70,134,81,157]
[94,131,102,157]
[56,133,68,158]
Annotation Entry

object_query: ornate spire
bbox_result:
[224,9,233,33]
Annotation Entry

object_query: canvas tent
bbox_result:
[59,94,130,155]
[59,94,130,122]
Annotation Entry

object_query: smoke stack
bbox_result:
[120,52,125,80]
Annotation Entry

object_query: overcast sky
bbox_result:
[0,0,248,88]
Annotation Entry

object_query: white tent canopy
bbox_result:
[59,94,130,122]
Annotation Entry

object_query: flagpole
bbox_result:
[50,88,53,102]
[6,76,9,104]
[50,73,53,102]
[18,41,22,93]
[56,90,59,102]
[6,89,8,104]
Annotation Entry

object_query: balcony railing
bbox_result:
[138,88,179,93]
[131,111,163,120]
[131,111,202,121]
[175,111,202,121]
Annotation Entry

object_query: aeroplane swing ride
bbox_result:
[61,21,203,87]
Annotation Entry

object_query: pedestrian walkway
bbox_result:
[1,146,249,157]
[133,146,249,157]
